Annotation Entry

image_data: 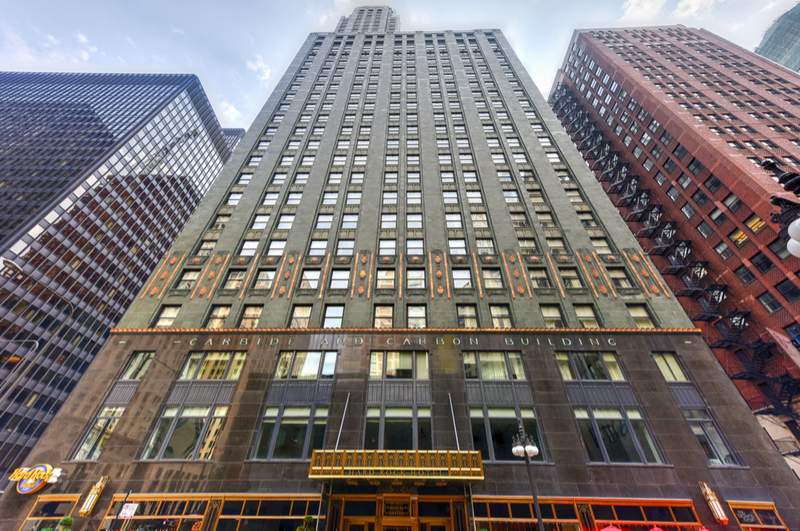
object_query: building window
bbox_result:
[196,239,216,257]
[370,350,428,382]
[179,351,247,380]
[254,406,328,459]
[683,409,736,466]
[464,351,525,380]
[452,268,473,289]
[627,304,655,329]
[407,269,426,290]
[300,269,321,289]
[175,270,200,291]
[776,279,800,302]
[205,305,231,329]
[482,269,504,289]
[143,405,229,460]
[253,269,276,290]
[407,239,424,256]
[153,305,180,328]
[448,239,467,255]
[758,292,783,313]
[329,269,350,290]
[489,304,513,328]
[556,352,624,381]
[73,406,125,461]
[337,239,355,256]
[457,304,479,328]
[275,351,337,379]
[471,407,543,462]
[607,267,632,289]
[528,268,551,289]
[407,305,427,328]
[223,270,247,290]
[365,407,432,450]
[574,407,661,464]
[373,305,394,328]
[376,269,395,289]
[289,305,313,328]
[323,305,344,328]
[574,304,600,329]
[652,352,688,382]
[379,239,396,256]
[560,268,584,289]
[541,304,565,329]
[238,305,262,329]
[240,240,259,257]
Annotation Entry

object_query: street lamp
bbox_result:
[511,420,545,531]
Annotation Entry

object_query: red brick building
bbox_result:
[549,25,800,472]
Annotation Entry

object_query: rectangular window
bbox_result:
[457,304,478,328]
[73,406,125,461]
[143,405,229,460]
[560,268,584,289]
[254,405,328,459]
[175,270,200,291]
[574,304,600,329]
[529,268,551,289]
[369,351,428,379]
[407,305,427,328]
[452,268,472,289]
[239,305,262,329]
[464,351,525,380]
[300,269,321,289]
[253,269,275,290]
[471,407,542,462]
[379,239,396,256]
[223,270,247,291]
[407,269,426,290]
[240,240,259,257]
[482,269,503,289]
[337,239,354,256]
[652,352,688,382]
[153,305,180,327]
[179,351,246,380]
[274,351,337,379]
[607,267,633,289]
[541,304,565,329]
[267,240,286,256]
[683,409,736,465]
[289,305,312,328]
[448,239,467,255]
[489,304,513,328]
[627,304,655,329]
[376,269,395,289]
[556,351,624,381]
[574,407,661,464]
[329,269,350,290]
[364,407,431,450]
[323,305,344,328]
[373,305,394,328]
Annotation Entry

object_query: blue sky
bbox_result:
[1,0,795,129]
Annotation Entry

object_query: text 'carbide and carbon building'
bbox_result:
[4,8,799,531]
[0,72,236,484]
[548,25,800,475]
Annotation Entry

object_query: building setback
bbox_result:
[549,25,800,475]
[0,72,233,483]
[757,3,800,72]
[2,8,799,530]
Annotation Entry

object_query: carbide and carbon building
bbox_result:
[0,71,233,484]
[3,8,798,531]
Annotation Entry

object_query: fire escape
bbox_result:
[551,85,800,450]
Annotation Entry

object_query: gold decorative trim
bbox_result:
[308,449,484,480]
[111,326,702,335]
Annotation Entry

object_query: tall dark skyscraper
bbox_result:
[2,9,798,530]
[757,3,800,72]
[0,72,233,484]
[549,24,800,477]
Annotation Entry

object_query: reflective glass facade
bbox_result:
[0,72,232,479]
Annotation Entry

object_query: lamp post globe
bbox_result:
[788,237,800,258]
[525,444,539,459]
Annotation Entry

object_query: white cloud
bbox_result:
[620,0,667,22]
[219,100,242,125]
[673,0,721,17]
[246,54,272,83]
[170,26,185,35]
[75,31,88,44]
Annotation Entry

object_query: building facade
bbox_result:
[549,25,800,474]
[0,72,233,484]
[2,9,799,530]
[757,3,800,72]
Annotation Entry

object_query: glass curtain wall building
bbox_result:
[549,25,800,475]
[0,72,233,483]
[2,9,798,531]
[757,3,800,72]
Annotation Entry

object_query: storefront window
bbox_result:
[255,406,328,459]
[470,407,543,462]
[364,406,431,449]
[574,407,661,464]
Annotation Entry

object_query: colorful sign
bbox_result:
[8,464,62,495]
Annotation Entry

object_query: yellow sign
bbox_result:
[79,476,108,517]
[8,464,61,495]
